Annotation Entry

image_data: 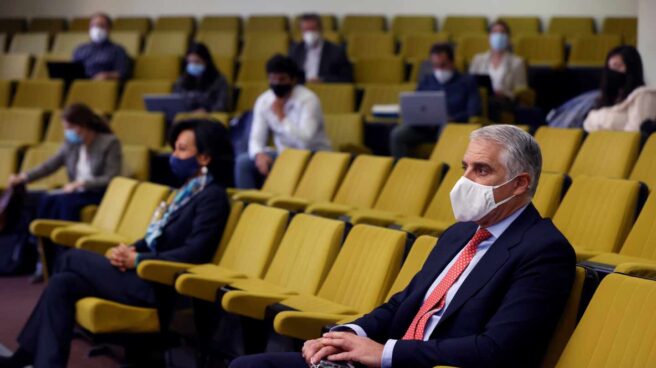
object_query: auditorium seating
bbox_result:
[322,113,367,153]
[0,53,32,80]
[28,17,66,34]
[114,16,152,35]
[118,80,173,110]
[340,15,386,37]
[534,126,584,173]
[628,134,656,190]
[391,15,437,40]
[64,80,119,113]
[0,107,44,148]
[428,123,482,167]
[0,80,9,107]
[143,31,188,56]
[11,79,63,110]
[51,31,88,56]
[8,32,50,55]
[0,146,19,190]
[109,110,166,149]
[568,131,641,179]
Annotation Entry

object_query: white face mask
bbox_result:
[303,31,321,47]
[433,69,453,84]
[450,175,517,222]
[89,26,108,43]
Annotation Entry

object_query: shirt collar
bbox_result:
[483,204,529,241]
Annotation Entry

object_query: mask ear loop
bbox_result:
[200,166,208,189]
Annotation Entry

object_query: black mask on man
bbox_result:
[270,83,293,98]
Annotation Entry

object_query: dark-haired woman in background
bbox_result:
[0,120,233,368]
[584,45,656,132]
[174,42,231,113]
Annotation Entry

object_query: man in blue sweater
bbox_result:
[390,43,481,158]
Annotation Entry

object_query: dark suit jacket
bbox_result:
[351,204,576,368]
[289,40,353,83]
[133,182,230,264]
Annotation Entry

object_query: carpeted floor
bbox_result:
[0,275,118,367]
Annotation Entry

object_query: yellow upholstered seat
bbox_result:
[0,80,10,107]
[534,127,583,173]
[28,17,66,34]
[532,172,567,218]
[244,15,288,34]
[11,79,63,110]
[359,83,415,118]
[110,111,166,150]
[568,130,640,179]
[143,31,188,56]
[199,16,242,33]
[273,225,406,340]
[306,155,393,218]
[121,145,150,181]
[30,53,70,79]
[353,57,405,85]
[552,176,640,261]
[267,151,351,211]
[0,18,27,35]
[568,35,622,67]
[498,16,541,37]
[133,55,181,81]
[322,113,367,153]
[0,108,44,148]
[234,82,268,112]
[9,32,50,55]
[391,16,436,40]
[554,272,656,367]
[348,158,443,226]
[548,17,595,44]
[174,204,289,301]
[455,34,489,71]
[110,31,141,57]
[340,15,386,37]
[232,149,311,203]
[76,297,160,334]
[0,53,32,80]
[235,59,268,85]
[65,80,118,114]
[399,33,450,63]
[442,16,487,38]
[240,32,289,60]
[118,80,173,111]
[306,83,355,113]
[153,16,195,35]
[114,17,152,35]
[0,146,19,190]
[69,17,90,32]
[429,123,482,167]
[19,143,68,190]
[196,31,239,59]
[629,134,656,190]
[51,32,88,56]
[602,17,637,46]
[515,35,565,68]
[347,33,395,60]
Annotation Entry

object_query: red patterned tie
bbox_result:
[402,228,492,340]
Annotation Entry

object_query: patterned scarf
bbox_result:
[144,173,213,251]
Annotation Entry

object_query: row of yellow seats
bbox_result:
[0,15,637,44]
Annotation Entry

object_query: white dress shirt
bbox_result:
[248,85,332,159]
[341,205,528,368]
[75,146,94,182]
[304,41,323,81]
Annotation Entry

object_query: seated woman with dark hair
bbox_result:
[174,42,231,113]
[0,120,233,368]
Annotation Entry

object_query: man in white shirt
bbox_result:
[230,125,575,367]
[234,55,332,189]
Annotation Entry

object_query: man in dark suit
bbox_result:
[230,125,576,368]
[288,13,353,83]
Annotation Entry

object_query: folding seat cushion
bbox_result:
[399,33,450,62]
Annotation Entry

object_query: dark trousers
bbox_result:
[389,125,439,159]
[17,249,157,368]
[36,190,105,221]
[229,352,307,368]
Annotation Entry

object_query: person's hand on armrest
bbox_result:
[8,173,28,187]
[255,153,273,176]
[106,243,137,272]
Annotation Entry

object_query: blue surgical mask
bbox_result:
[169,155,200,181]
[64,129,83,144]
[489,32,509,51]
[186,63,206,77]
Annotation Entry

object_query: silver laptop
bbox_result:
[144,94,188,122]
[400,91,448,127]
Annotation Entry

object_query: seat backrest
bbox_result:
[385,235,436,299]
[306,83,355,114]
[533,172,566,219]
[374,158,443,217]
[0,18,26,35]
[617,193,656,260]
[12,79,64,110]
[568,131,641,179]
[236,59,268,85]
[235,81,268,112]
[218,203,289,278]
[399,33,450,62]
[144,31,189,56]
[602,17,637,40]
[555,273,656,368]
[498,16,541,36]
[422,166,462,224]
[340,15,386,37]
[90,177,139,231]
[442,16,487,37]
[534,127,584,173]
[153,16,195,34]
[44,110,63,142]
[115,182,171,242]
[455,34,489,70]
[292,151,351,202]
[332,154,393,209]
[114,17,152,35]
[552,176,640,254]
[20,143,68,190]
[211,201,245,264]
[0,146,19,190]
[323,113,364,152]
[353,57,405,84]
[318,224,406,312]
[133,55,181,80]
[65,80,118,114]
[245,15,288,33]
[51,32,88,56]
[28,17,66,34]
[347,33,395,60]
[0,80,8,107]
[629,134,656,191]
[121,145,150,181]
[0,53,31,80]
[110,111,165,149]
[391,16,436,39]
[429,123,482,167]
[30,53,70,79]
[196,31,239,58]
[0,108,44,144]
[359,84,415,115]
[69,17,90,32]
[261,149,312,196]
[110,31,141,57]
[9,32,50,55]
[199,16,242,33]
[540,266,588,368]
[118,80,173,110]
[292,14,336,33]
[240,32,289,59]
[515,35,565,68]
[568,35,622,67]
[263,214,345,294]
[548,17,595,39]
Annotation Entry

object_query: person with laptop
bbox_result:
[469,20,527,122]
[72,12,130,80]
[234,54,332,189]
[390,43,481,159]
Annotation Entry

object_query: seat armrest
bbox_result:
[137,260,197,285]
[267,196,311,212]
[174,272,243,302]
[305,202,354,218]
[29,219,77,237]
[614,263,656,280]
[274,311,359,340]
[221,290,291,320]
[232,190,274,204]
[76,233,128,255]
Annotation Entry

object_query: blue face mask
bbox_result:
[489,32,509,51]
[64,129,83,144]
[169,155,200,181]
[186,63,206,77]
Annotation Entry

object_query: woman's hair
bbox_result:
[61,103,112,134]
[598,45,645,108]
[180,42,222,91]
[168,119,234,186]
[489,20,511,35]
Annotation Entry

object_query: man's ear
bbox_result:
[513,173,531,196]
[197,153,211,167]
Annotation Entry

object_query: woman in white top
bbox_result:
[469,20,528,122]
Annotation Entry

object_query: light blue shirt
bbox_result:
[339,205,528,368]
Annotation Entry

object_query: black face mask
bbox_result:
[270,83,293,98]
[605,69,627,92]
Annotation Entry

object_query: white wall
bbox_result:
[0,0,638,29]
[638,0,655,84]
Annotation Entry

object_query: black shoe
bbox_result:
[0,348,33,368]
